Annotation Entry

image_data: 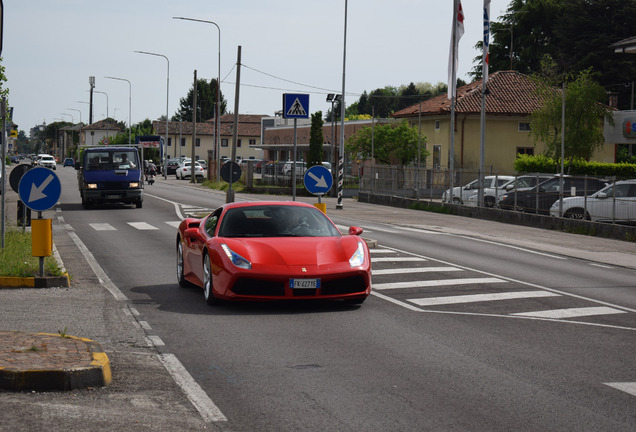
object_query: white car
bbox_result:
[37,154,57,170]
[175,160,205,180]
[442,175,513,204]
[549,179,636,222]
[283,161,307,177]
[466,174,552,207]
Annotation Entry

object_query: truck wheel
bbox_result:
[136,199,143,208]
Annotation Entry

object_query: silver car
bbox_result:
[549,179,636,222]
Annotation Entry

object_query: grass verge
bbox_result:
[0,229,63,277]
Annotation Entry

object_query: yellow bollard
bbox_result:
[31,219,53,257]
[314,202,327,215]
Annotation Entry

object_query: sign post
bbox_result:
[304,165,333,214]
[282,93,309,201]
[18,167,62,276]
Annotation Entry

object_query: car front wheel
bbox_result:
[564,208,588,220]
[203,252,221,305]
[176,240,191,287]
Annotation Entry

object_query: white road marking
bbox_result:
[165,221,182,228]
[589,263,614,269]
[408,290,560,307]
[373,266,462,276]
[89,223,116,231]
[138,321,152,331]
[158,353,227,422]
[374,277,505,290]
[604,382,636,397]
[372,257,427,263]
[369,248,396,254]
[128,222,159,230]
[147,335,165,347]
[511,306,626,319]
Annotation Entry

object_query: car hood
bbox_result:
[222,235,362,267]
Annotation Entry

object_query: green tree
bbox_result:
[472,0,636,110]
[345,120,428,165]
[307,111,324,168]
[173,78,227,122]
[0,57,9,101]
[530,67,613,166]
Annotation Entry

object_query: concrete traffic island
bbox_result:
[0,331,111,391]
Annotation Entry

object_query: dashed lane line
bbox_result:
[374,277,505,290]
[408,290,560,307]
[511,306,626,319]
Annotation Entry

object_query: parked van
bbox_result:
[76,146,143,209]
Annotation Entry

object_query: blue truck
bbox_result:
[76,146,144,209]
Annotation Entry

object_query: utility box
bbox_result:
[31,219,52,257]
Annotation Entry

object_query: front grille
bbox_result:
[232,278,285,296]
[321,276,367,295]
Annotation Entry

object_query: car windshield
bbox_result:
[218,205,341,238]
[86,150,138,170]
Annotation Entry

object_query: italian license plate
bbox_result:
[107,194,120,199]
[290,278,321,289]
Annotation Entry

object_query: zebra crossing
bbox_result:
[369,247,631,326]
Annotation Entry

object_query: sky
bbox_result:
[3,0,511,133]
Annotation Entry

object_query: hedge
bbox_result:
[514,154,636,178]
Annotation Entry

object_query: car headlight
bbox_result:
[87,183,97,189]
[129,182,140,188]
[349,241,365,267]
[221,244,252,270]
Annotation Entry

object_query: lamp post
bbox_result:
[326,94,341,185]
[336,0,348,209]
[173,16,221,182]
[134,50,169,179]
[66,108,82,124]
[66,108,82,150]
[92,90,109,119]
[104,76,132,145]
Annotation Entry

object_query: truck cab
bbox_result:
[76,146,143,209]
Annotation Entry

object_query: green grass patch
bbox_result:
[201,179,246,193]
[0,229,63,277]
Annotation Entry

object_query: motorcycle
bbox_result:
[146,167,156,185]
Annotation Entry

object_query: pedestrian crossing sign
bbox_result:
[283,93,310,119]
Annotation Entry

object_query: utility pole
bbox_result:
[191,70,197,184]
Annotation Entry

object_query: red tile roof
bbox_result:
[153,114,267,137]
[392,71,547,118]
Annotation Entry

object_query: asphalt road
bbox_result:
[4,165,634,431]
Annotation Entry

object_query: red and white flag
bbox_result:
[447,0,465,99]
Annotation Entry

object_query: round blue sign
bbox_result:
[304,165,333,196]
[18,167,62,212]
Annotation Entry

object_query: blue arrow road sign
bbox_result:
[304,165,333,196]
[18,167,62,212]
[283,93,310,119]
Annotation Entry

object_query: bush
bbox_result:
[514,154,636,178]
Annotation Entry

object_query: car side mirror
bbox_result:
[596,192,608,199]
[348,226,363,236]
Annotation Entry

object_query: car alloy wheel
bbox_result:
[565,208,587,220]
[203,253,220,305]
[176,241,190,287]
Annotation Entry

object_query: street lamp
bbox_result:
[336,0,348,210]
[173,16,221,182]
[92,90,109,119]
[326,94,341,180]
[104,76,132,145]
[66,108,82,124]
[134,50,169,179]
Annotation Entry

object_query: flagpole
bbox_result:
[449,0,459,203]
[479,0,491,207]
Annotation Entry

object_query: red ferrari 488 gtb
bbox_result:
[176,201,372,305]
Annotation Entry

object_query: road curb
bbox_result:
[0,273,70,289]
[0,332,111,391]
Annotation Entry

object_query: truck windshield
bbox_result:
[86,150,138,170]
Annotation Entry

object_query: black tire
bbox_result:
[176,240,192,287]
[484,196,496,208]
[452,197,461,204]
[203,252,221,305]
[564,208,588,220]
[136,199,142,208]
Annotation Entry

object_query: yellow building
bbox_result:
[392,70,616,175]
